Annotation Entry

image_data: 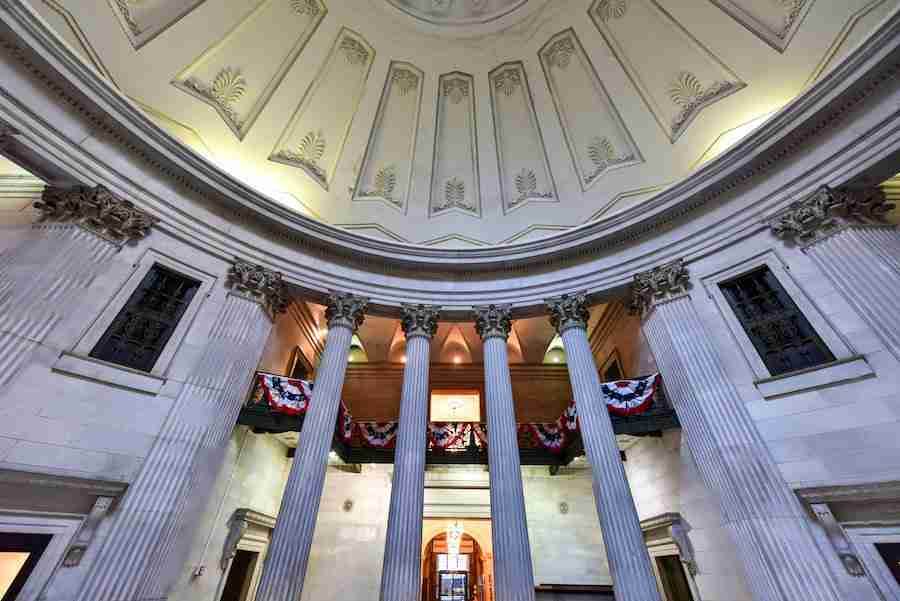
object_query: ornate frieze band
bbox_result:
[769,185,894,246]
[325,292,368,331]
[401,304,440,339]
[473,304,513,340]
[546,293,590,334]
[35,185,157,244]
[630,259,690,316]
[227,259,289,314]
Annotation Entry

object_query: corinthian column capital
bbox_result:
[630,259,690,317]
[401,304,440,340]
[546,293,590,335]
[473,304,513,341]
[325,292,368,331]
[35,185,158,243]
[227,260,289,314]
[769,185,894,245]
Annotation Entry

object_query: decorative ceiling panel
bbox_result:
[270,28,376,190]
[708,0,813,52]
[489,62,557,213]
[539,29,642,191]
[385,0,530,25]
[108,0,207,49]
[589,0,746,142]
[172,0,326,140]
[353,61,425,213]
[430,72,481,218]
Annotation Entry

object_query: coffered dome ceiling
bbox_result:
[31,0,896,246]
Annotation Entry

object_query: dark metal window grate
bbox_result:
[719,266,834,376]
[90,264,200,372]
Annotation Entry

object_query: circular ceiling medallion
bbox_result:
[384,0,531,26]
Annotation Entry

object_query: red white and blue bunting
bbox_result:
[258,374,313,416]
[256,372,660,453]
[601,373,660,416]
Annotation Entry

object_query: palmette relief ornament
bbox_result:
[35,185,158,243]
[227,259,289,314]
[630,259,690,316]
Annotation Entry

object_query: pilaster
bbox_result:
[769,185,900,361]
[73,259,283,601]
[633,261,844,601]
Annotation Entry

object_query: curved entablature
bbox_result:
[0,1,899,313]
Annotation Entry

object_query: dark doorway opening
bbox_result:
[220,549,259,601]
[876,543,900,585]
[655,555,695,601]
[0,532,53,601]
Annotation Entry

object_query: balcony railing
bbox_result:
[238,372,680,467]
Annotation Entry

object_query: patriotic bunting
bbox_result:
[256,372,660,454]
[258,374,312,416]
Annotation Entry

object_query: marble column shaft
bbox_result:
[0,185,155,387]
[255,293,367,601]
[636,261,843,601]
[379,304,439,601]
[475,305,535,601]
[548,296,662,601]
[75,261,282,601]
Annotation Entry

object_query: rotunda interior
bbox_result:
[1,1,900,601]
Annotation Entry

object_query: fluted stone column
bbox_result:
[546,295,663,601]
[634,260,843,601]
[75,260,286,601]
[379,304,440,601]
[255,293,368,601]
[0,185,156,386]
[474,305,535,601]
[770,185,900,361]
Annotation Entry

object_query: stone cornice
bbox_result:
[630,260,690,317]
[325,292,368,331]
[473,304,513,341]
[768,185,895,245]
[0,2,899,309]
[546,293,589,335]
[35,185,157,243]
[401,304,440,340]
[227,259,289,315]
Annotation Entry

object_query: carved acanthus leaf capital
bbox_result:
[401,304,440,339]
[473,304,513,341]
[630,259,690,316]
[227,260,289,314]
[546,293,590,334]
[769,185,894,245]
[35,185,158,243]
[325,292,368,331]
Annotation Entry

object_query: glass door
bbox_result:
[439,571,468,601]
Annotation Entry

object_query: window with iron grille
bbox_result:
[90,264,201,372]
[719,266,835,376]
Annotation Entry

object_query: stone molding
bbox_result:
[546,293,589,334]
[768,185,895,246]
[809,503,866,577]
[325,292,368,331]
[640,512,697,576]
[796,479,900,505]
[34,185,157,244]
[227,259,289,314]
[400,303,440,339]
[473,304,513,340]
[221,508,276,570]
[630,259,690,316]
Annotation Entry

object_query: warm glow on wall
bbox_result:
[0,552,30,597]
[430,390,481,422]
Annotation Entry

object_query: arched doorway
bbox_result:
[422,531,491,601]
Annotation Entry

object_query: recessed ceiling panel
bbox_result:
[108,0,207,49]
[385,0,530,25]
[430,72,481,218]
